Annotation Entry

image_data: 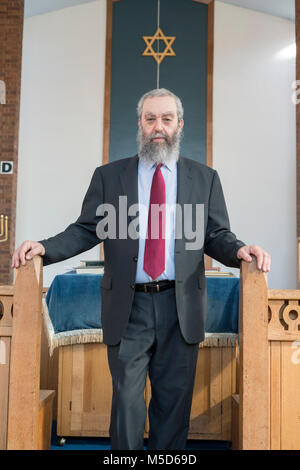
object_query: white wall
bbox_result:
[16,0,296,289]
[213,1,296,289]
[17,0,106,286]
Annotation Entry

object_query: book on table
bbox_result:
[79,260,104,267]
[76,261,233,277]
[75,261,104,274]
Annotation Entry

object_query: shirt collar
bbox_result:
[138,156,177,172]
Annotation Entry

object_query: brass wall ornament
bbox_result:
[0,215,8,243]
[142,27,176,65]
[141,0,176,88]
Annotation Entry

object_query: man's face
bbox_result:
[139,96,183,143]
[137,96,184,164]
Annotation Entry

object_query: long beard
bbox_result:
[137,126,182,165]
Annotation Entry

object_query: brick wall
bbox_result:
[0,0,24,284]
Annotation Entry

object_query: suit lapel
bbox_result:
[119,154,139,222]
[175,157,194,249]
[176,156,193,206]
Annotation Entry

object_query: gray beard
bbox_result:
[137,126,182,165]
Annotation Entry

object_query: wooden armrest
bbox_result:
[39,390,55,410]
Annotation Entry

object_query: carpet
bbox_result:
[50,421,231,451]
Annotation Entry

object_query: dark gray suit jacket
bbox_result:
[40,155,246,345]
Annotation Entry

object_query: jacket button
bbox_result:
[133,256,138,262]
[131,284,135,290]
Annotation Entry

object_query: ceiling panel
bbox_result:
[24,0,295,22]
[24,0,97,18]
[220,0,294,22]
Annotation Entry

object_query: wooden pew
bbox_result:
[0,256,55,450]
[3,254,300,449]
[232,257,300,450]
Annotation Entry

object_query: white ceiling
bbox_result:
[24,0,295,22]
[24,0,96,18]
[220,0,294,21]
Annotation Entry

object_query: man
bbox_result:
[12,88,271,450]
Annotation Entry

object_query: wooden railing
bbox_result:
[2,255,300,449]
[237,256,269,449]
[267,289,300,450]
[0,256,55,450]
[233,257,300,450]
[0,285,13,449]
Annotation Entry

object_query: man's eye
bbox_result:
[147,118,154,122]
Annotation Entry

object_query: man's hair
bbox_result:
[137,88,184,122]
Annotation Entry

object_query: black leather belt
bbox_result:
[135,280,175,293]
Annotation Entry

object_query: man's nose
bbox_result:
[153,119,163,131]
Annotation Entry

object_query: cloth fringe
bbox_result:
[199,333,237,348]
[42,298,103,356]
[42,299,237,356]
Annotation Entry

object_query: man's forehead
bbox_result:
[142,96,177,115]
[144,110,175,116]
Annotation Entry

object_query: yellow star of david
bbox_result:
[142,27,176,65]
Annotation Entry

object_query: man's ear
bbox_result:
[180,119,184,130]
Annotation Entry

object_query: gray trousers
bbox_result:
[107,287,199,450]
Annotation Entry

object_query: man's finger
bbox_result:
[25,250,35,260]
[20,249,27,265]
[262,253,271,272]
[19,242,32,265]
[257,255,264,270]
[13,253,20,268]
[248,246,263,269]
[240,248,252,262]
[26,246,43,260]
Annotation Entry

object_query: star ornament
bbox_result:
[142,27,176,65]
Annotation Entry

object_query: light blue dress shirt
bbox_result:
[135,158,177,283]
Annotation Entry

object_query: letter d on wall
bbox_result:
[0,162,13,174]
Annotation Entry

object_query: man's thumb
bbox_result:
[26,250,34,260]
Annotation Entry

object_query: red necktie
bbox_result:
[143,163,166,280]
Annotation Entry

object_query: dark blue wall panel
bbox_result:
[109,0,208,164]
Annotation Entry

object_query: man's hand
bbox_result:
[237,245,271,273]
[11,241,45,269]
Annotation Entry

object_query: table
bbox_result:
[42,272,240,441]
[43,272,239,355]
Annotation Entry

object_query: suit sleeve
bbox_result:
[204,170,246,268]
[38,167,104,266]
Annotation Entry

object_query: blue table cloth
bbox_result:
[42,273,239,355]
